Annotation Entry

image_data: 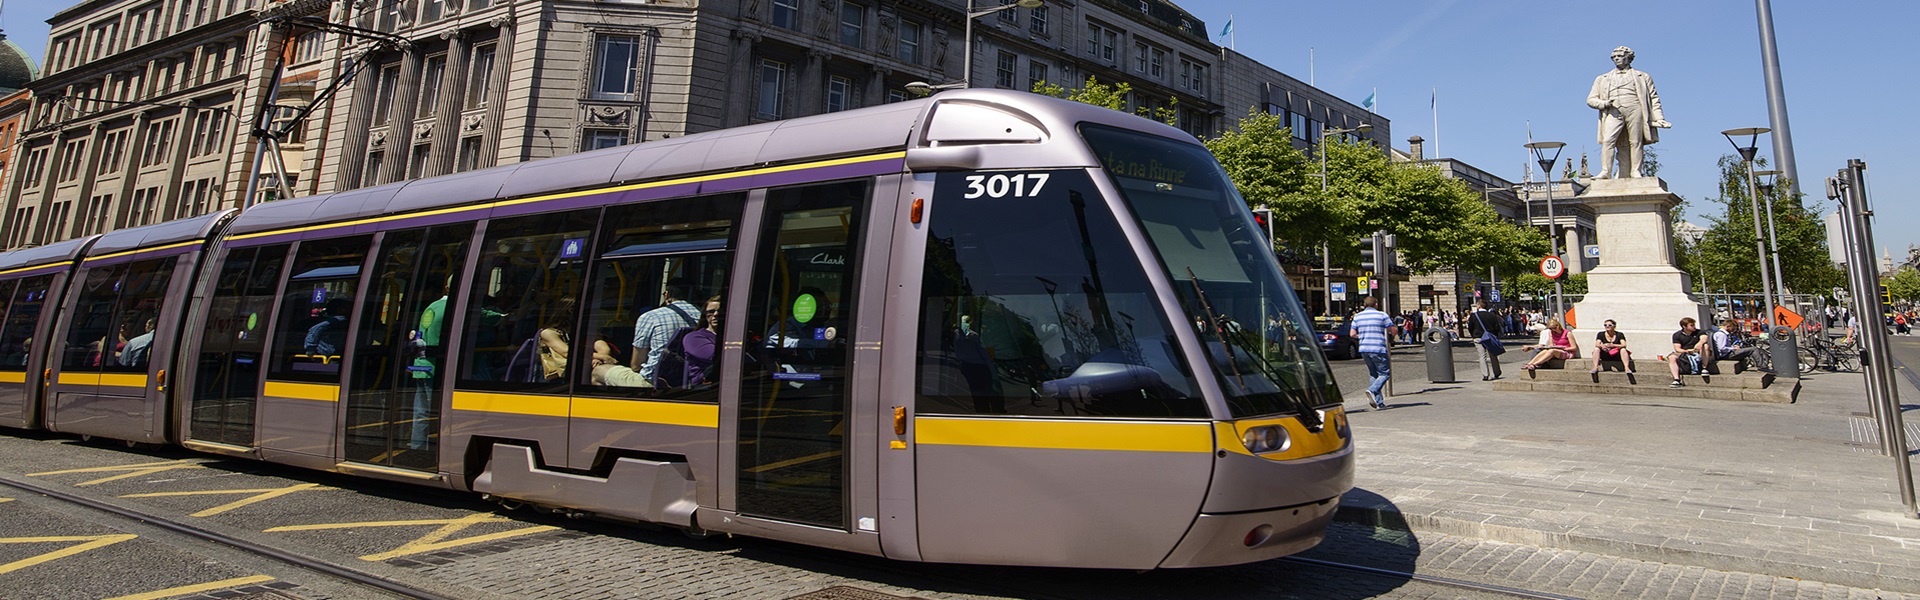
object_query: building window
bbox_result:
[82,194,112,236]
[8,207,34,247]
[898,20,922,64]
[1150,46,1165,78]
[370,63,400,126]
[376,1,400,32]
[1180,58,1206,93]
[583,130,628,151]
[124,187,162,228]
[418,54,446,115]
[995,51,1016,89]
[592,35,641,101]
[826,75,852,112]
[20,148,47,188]
[56,140,88,183]
[1085,22,1118,63]
[174,178,216,220]
[465,44,497,110]
[457,136,485,172]
[1291,112,1308,140]
[408,144,432,178]
[757,59,788,119]
[43,202,71,244]
[887,89,909,103]
[421,0,446,22]
[362,151,385,188]
[771,0,799,29]
[839,2,865,48]
[1029,5,1049,34]
[295,30,325,63]
[998,0,1017,22]
[1028,59,1048,92]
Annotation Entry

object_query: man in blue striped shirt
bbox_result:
[1349,296,1399,410]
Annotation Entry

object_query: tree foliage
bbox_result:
[1031,76,1177,126]
[1202,109,1349,250]
[1887,268,1920,303]
[1682,155,1845,297]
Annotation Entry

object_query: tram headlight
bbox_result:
[1240,425,1291,454]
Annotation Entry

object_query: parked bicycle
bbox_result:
[1797,334,1860,373]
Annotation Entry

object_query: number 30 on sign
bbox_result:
[1539,256,1566,279]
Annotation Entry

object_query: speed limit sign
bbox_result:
[1539,256,1566,278]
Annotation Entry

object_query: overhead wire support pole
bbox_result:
[1840,160,1918,519]
[243,15,412,206]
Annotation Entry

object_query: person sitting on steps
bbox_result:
[1520,318,1579,371]
[1589,319,1633,374]
[1668,317,1711,387]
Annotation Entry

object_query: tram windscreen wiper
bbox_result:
[1185,271,1323,428]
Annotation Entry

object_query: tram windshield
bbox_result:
[1082,124,1340,420]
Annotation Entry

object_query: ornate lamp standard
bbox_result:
[1722,127,1778,327]
[1525,140,1567,319]
[906,0,1045,95]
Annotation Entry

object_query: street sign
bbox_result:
[1775,305,1805,329]
[1539,256,1567,278]
[1332,292,1347,301]
[1357,276,1369,295]
[1585,245,1601,259]
[1491,290,1502,302]
[1331,282,1346,294]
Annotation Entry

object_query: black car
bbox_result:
[1314,316,1358,360]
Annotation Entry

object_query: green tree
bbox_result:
[1032,76,1177,126]
[1203,109,1349,250]
[1887,268,1920,303]
[1688,155,1845,297]
[1323,138,1549,273]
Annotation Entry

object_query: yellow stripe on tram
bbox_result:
[263,381,340,402]
[56,372,150,388]
[0,371,25,384]
[83,240,202,264]
[914,418,1214,453]
[571,398,719,428]
[451,391,570,418]
[229,151,908,242]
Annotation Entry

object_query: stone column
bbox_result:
[1565,227,1584,275]
[1569,178,1709,358]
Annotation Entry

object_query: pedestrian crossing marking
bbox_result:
[29,460,207,486]
[265,512,558,561]
[0,534,139,574]
[103,575,276,600]
[120,483,331,517]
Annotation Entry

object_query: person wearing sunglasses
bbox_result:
[1589,320,1633,374]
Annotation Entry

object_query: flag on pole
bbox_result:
[1361,90,1376,112]
[1219,16,1233,38]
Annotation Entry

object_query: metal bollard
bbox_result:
[1425,329,1457,383]
[1770,326,1798,377]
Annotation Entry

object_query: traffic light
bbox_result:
[1358,234,1378,273]
[1250,207,1274,247]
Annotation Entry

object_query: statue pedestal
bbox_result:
[1569,178,1710,359]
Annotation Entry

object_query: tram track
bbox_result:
[0,470,454,600]
[1282,555,1587,600]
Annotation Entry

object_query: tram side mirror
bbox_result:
[1039,361,1165,398]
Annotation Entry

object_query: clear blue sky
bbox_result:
[4,1,1915,263]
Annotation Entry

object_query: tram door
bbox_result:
[735,182,868,528]
[342,226,471,471]
[188,245,289,447]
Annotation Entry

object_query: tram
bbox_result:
[0,90,1352,569]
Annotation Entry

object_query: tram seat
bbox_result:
[502,338,546,382]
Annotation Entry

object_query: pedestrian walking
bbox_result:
[1349,296,1398,409]
[1469,300,1504,380]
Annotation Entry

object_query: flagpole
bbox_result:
[1431,87,1440,158]
[1229,14,1236,50]
[1371,87,1377,114]
[1309,47,1315,85]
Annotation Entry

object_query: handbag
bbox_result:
[1474,312,1506,356]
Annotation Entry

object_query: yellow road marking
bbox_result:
[265,513,558,561]
[120,483,330,517]
[29,460,206,486]
[0,534,139,575]
[103,575,277,600]
[744,450,842,474]
[0,498,11,503]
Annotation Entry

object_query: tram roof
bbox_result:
[84,209,236,259]
[0,235,99,278]
[223,89,1198,238]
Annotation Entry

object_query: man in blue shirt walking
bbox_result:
[1350,296,1399,410]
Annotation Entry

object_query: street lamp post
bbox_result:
[906,0,1043,95]
[1755,169,1789,312]
[1525,141,1567,320]
[1319,122,1372,315]
[1723,127,1778,327]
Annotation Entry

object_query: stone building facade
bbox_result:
[2,0,1372,249]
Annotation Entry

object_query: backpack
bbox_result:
[650,304,701,388]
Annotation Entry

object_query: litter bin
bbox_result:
[1770,325,1798,378]
[1425,329,1457,383]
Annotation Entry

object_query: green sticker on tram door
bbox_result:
[246,313,258,331]
[793,294,818,324]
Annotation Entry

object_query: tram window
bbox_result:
[0,279,15,365]
[192,245,288,445]
[1083,123,1339,418]
[62,264,127,371]
[0,276,51,368]
[578,194,742,401]
[914,169,1205,418]
[268,236,372,383]
[100,257,176,372]
[456,210,596,394]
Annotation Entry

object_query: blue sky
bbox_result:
[4,1,1915,264]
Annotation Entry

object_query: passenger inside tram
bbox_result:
[302,298,352,360]
[118,317,157,367]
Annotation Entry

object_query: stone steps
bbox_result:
[1491,358,1799,403]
